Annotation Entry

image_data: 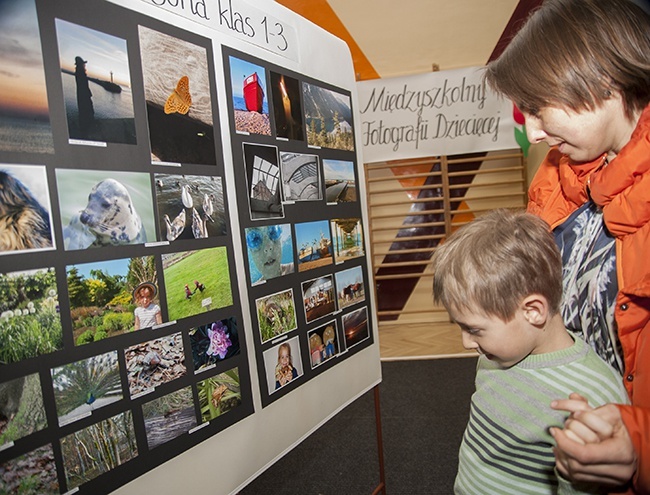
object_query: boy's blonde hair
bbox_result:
[432,209,562,321]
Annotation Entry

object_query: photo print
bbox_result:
[125,332,186,398]
[162,247,234,322]
[0,443,58,494]
[294,219,333,272]
[60,411,137,491]
[301,274,336,324]
[342,306,370,349]
[302,82,354,151]
[243,143,284,220]
[335,265,366,310]
[139,26,217,165]
[154,173,226,242]
[0,164,55,254]
[331,217,365,263]
[55,18,136,144]
[270,72,304,141]
[228,56,270,135]
[55,169,156,251]
[280,152,322,202]
[263,336,303,394]
[255,288,297,344]
[0,0,54,154]
[323,159,357,203]
[197,367,241,423]
[189,317,240,372]
[245,223,294,285]
[0,267,62,364]
[308,320,339,369]
[51,350,122,427]
[66,255,160,346]
[142,386,197,450]
[0,372,47,448]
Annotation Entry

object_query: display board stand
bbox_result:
[373,385,387,495]
[0,0,381,493]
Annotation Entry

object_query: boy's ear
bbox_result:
[521,294,549,326]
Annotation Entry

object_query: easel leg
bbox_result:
[371,384,386,495]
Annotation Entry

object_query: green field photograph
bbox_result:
[162,247,233,321]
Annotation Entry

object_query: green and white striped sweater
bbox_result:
[455,334,629,495]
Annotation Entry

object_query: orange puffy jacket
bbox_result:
[527,105,650,494]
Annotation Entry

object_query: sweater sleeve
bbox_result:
[617,404,650,494]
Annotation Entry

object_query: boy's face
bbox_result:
[448,304,539,368]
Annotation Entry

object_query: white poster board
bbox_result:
[105,0,382,493]
[357,67,518,163]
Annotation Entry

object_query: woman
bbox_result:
[484,0,650,493]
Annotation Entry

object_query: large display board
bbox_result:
[0,0,381,494]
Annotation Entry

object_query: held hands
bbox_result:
[550,393,637,487]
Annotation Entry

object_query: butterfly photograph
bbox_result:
[138,25,217,165]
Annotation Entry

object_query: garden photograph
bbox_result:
[255,288,297,344]
[0,267,62,365]
[0,372,47,448]
[189,317,240,372]
[66,255,159,346]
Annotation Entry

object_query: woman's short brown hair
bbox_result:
[432,209,562,322]
[485,0,650,119]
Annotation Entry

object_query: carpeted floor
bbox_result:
[238,357,477,495]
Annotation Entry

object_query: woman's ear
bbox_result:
[521,294,549,327]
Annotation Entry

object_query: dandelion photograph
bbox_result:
[139,25,217,165]
[125,332,187,398]
[189,317,240,372]
[0,0,54,154]
[60,411,137,491]
[0,164,55,254]
[142,386,196,450]
[197,367,241,423]
[0,267,62,365]
[66,255,160,346]
[255,288,297,344]
[55,18,136,144]
[51,350,122,426]
[0,372,47,448]
[162,247,234,321]
[0,443,58,494]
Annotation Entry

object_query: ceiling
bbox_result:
[276,0,526,81]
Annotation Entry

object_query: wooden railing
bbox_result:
[365,149,528,325]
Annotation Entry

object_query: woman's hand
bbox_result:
[550,394,637,487]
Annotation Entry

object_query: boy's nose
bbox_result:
[461,332,478,351]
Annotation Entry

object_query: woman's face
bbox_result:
[523,94,633,163]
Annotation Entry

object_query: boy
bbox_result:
[431,209,628,494]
